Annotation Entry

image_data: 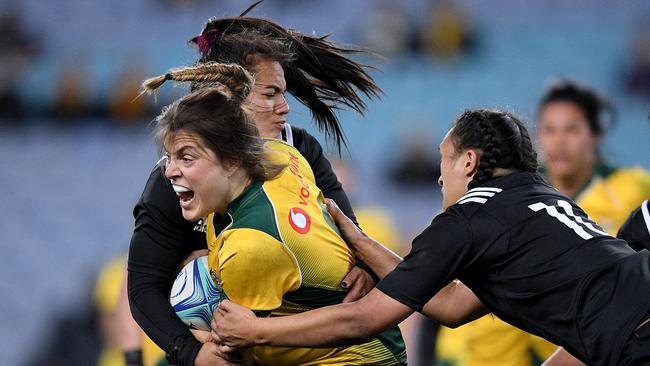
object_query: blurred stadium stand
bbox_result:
[1,0,649,365]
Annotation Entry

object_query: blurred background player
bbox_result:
[538,79,650,233]
[618,199,650,252]
[94,255,166,366]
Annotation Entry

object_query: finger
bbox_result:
[342,270,364,303]
[211,329,221,344]
[215,345,242,363]
[190,329,213,343]
[218,343,237,354]
[325,199,348,224]
[218,299,232,312]
[326,199,361,240]
[340,266,360,289]
[342,284,363,303]
[211,316,219,331]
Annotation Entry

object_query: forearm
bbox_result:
[128,270,202,366]
[253,302,371,348]
[351,236,402,279]
[128,232,201,366]
[215,289,414,350]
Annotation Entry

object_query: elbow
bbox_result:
[441,318,464,329]
[422,308,465,329]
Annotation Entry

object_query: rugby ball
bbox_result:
[170,256,222,331]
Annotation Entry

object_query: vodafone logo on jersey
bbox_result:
[288,207,311,234]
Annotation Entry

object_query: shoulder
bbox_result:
[219,228,301,285]
[617,199,650,251]
[222,228,287,257]
[597,166,650,206]
[289,125,323,157]
[609,167,650,186]
[450,185,511,221]
[416,208,472,244]
[229,183,283,243]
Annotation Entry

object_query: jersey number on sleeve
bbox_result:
[529,199,609,240]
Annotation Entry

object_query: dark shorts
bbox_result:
[617,318,650,366]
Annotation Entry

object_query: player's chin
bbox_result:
[181,205,203,222]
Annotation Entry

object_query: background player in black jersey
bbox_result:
[212,109,650,366]
[618,199,650,252]
[127,13,382,366]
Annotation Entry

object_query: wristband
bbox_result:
[124,349,143,366]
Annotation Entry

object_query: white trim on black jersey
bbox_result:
[556,200,608,236]
[641,199,650,236]
[280,123,294,147]
[457,187,503,205]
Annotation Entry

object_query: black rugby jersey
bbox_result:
[617,199,650,252]
[128,125,356,366]
[377,172,650,366]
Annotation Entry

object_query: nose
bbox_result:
[274,95,290,115]
[164,158,180,180]
[438,177,444,188]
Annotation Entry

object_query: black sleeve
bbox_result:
[617,199,650,252]
[291,127,358,225]
[376,210,473,311]
[127,167,207,366]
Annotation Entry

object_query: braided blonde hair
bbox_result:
[141,62,254,101]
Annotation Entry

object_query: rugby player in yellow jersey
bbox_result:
[152,64,407,366]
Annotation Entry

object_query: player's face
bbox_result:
[538,101,599,179]
[245,57,290,138]
[438,132,474,210]
[163,132,235,221]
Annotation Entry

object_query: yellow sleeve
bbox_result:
[218,228,301,312]
[94,255,127,314]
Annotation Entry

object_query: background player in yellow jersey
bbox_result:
[451,80,650,366]
[95,255,166,366]
[152,64,407,365]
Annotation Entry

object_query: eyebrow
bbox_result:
[172,145,197,156]
[256,82,284,93]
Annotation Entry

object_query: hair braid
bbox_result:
[451,109,538,189]
[141,62,254,101]
[516,119,539,173]
[469,113,501,188]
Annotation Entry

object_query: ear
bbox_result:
[223,158,243,177]
[464,149,481,179]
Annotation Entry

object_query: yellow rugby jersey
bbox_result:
[94,255,166,366]
[206,139,407,366]
[575,165,650,235]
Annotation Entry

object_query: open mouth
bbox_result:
[172,184,195,205]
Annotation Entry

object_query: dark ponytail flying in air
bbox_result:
[188,7,382,149]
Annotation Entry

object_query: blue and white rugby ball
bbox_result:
[170,256,222,331]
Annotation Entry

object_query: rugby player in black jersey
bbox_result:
[127,13,383,366]
[213,109,650,366]
[618,199,650,252]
